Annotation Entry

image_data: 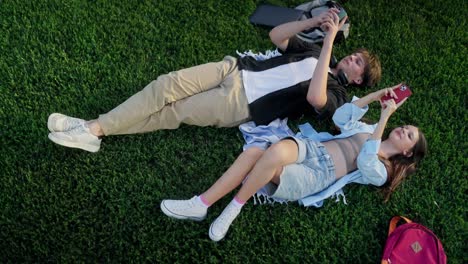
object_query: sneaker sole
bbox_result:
[48,133,100,153]
[209,222,227,242]
[160,201,206,221]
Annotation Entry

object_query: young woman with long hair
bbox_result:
[160,85,428,241]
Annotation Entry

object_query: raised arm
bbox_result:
[333,85,404,131]
[351,84,405,140]
[371,96,406,140]
[356,95,406,186]
[269,8,339,51]
[306,10,347,110]
[352,84,400,108]
[269,18,320,51]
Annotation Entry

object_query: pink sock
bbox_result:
[233,196,246,208]
[197,195,211,207]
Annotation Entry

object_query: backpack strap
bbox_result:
[387,216,412,236]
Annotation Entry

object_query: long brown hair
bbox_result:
[380,129,428,202]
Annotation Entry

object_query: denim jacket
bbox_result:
[239,98,387,207]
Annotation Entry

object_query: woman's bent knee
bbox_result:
[265,139,299,165]
[243,147,265,158]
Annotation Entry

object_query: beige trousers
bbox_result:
[98,56,250,135]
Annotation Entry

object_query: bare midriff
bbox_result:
[321,133,371,179]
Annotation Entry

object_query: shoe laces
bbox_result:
[63,117,82,129]
[173,197,198,211]
[63,124,89,136]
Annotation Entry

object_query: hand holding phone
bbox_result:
[330,2,347,22]
[337,7,347,21]
[380,84,412,104]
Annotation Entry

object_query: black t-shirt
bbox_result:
[238,36,348,125]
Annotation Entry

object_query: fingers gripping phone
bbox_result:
[337,8,347,21]
[381,84,412,104]
[329,2,347,21]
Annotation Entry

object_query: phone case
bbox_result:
[337,8,347,21]
[381,84,412,104]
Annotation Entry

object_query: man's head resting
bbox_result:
[337,48,382,87]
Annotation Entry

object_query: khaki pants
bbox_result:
[98,56,250,135]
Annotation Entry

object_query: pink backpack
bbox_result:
[381,216,447,264]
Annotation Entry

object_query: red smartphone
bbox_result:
[381,84,412,104]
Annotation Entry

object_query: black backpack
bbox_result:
[295,0,350,44]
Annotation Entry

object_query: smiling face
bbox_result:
[388,125,420,156]
[336,52,366,85]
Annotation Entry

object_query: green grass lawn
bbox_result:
[0,0,466,262]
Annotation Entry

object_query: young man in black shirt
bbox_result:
[48,8,381,152]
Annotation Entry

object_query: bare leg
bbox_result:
[235,139,299,202]
[201,147,264,205]
[159,147,264,223]
[86,120,105,137]
[208,139,299,242]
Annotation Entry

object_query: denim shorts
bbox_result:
[269,137,337,201]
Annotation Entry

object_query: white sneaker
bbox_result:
[48,113,86,132]
[48,124,101,152]
[209,202,241,242]
[160,196,207,221]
